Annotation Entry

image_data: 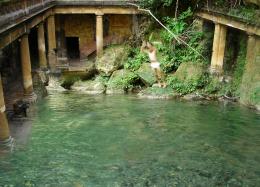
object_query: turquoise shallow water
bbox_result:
[0,92,260,187]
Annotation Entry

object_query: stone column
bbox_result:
[245,34,256,64]
[37,23,48,69]
[216,24,227,70]
[210,23,227,74]
[47,15,57,70]
[0,74,12,146]
[132,14,139,38]
[20,34,37,102]
[56,15,67,64]
[96,14,104,57]
[240,34,260,108]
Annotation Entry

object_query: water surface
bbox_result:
[0,92,259,186]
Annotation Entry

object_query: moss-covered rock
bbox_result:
[106,69,138,94]
[167,62,207,94]
[138,87,179,99]
[96,45,128,76]
[71,76,106,95]
[173,62,206,81]
[136,63,156,86]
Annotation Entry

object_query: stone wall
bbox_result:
[63,14,95,59]
[108,14,132,41]
[60,14,133,59]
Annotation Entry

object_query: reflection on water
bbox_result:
[0,92,259,186]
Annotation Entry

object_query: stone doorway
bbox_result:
[66,37,80,59]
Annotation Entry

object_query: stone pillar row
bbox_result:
[210,23,227,74]
[0,13,108,144]
[0,16,53,147]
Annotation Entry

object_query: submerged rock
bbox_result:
[106,69,138,94]
[138,87,179,99]
[182,93,206,101]
[96,45,128,76]
[71,76,106,94]
[136,63,157,86]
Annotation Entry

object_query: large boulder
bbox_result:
[174,62,206,81]
[106,69,138,94]
[71,76,106,94]
[96,45,128,76]
[167,62,206,94]
[136,63,157,86]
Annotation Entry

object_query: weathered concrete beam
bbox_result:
[196,11,260,36]
[0,9,53,50]
[55,0,138,6]
[54,6,139,14]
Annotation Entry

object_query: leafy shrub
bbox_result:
[107,71,139,91]
[124,48,149,71]
[149,8,206,72]
[167,75,207,94]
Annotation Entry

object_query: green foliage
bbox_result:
[149,8,207,73]
[124,48,149,71]
[95,75,110,85]
[160,8,193,43]
[229,6,259,25]
[231,40,247,96]
[139,0,174,10]
[167,75,207,94]
[107,72,139,90]
[204,75,224,94]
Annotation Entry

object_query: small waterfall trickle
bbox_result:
[46,76,66,92]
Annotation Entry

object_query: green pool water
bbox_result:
[0,92,259,187]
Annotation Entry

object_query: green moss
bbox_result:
[231,39,247,96]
